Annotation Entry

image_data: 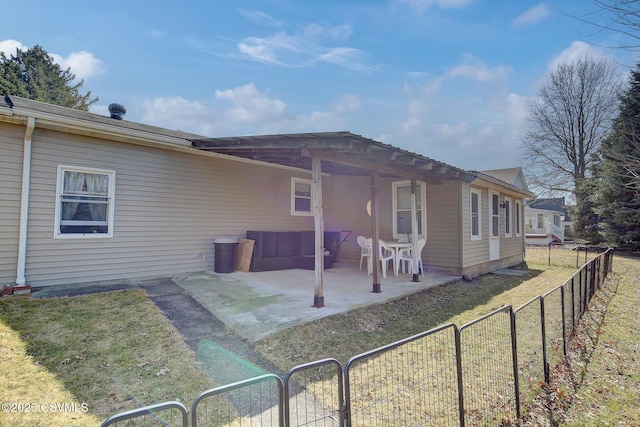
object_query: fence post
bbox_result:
[570,277,576,337]
[510,308,521,420]
[590,260,596,300]
[579,268,585,318]
[560,284,567,357]
[455,327,465,427]
[540,296,549,384]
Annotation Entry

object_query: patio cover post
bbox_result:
[312,157,325,308]
[371,170,381,293]
[411,179,420,282]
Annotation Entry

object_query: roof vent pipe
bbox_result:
[108,103,127,120]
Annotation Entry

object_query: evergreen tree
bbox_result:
[598,63,640,250]
[574,155,604,244]
[0,45,97,110]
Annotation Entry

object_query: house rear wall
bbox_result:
[0,123,24,283]
[17,127,317,286]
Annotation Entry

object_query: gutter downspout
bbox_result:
[16,116,35,286]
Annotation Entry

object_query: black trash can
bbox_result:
[213,237,238,273]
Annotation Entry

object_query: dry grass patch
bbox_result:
[254,246,597,425]
[520,253,640,426]
[255,246,579,371]
[0,289,214,426]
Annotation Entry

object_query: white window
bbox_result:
[291,177,313,216]
[392,180,426,240]
[54,165,115,239]
[470,188,481,240]
[491,192,500,238]
[504,197,512,237]
[515,200,522,236]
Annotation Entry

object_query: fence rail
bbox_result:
[102,248,614,427]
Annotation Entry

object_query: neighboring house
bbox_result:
[0,96,534,295]
[524,197,570,245]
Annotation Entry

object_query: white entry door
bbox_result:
[489,192,500,261]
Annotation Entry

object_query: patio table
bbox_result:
[385,242,413,276]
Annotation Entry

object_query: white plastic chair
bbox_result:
[357,236,372,274]
[398,238,426,275]
[378,239,395,278]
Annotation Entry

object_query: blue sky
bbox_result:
[2,1,636,171]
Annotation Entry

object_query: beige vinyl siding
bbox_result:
[500,196,525,258]
[461,181,525,271]
[322,175,402,263]
[323,175,372,262]
[0,123,24,283]
[327,177,464,272]
[24,128,315,286]
[462,184,489,268]
[424,180,461,269]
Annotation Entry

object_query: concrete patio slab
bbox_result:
[29,262,459,385]
[173,262,458,343]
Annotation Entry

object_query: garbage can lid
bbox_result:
[214,237,239,244]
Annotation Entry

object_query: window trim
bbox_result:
[515,199,522,237]
[490,191,500,239]
[392,180,427,240]
[470,188,482,240]
[54,165,116,239]
[291,177,314,216]
[504,197,512,238]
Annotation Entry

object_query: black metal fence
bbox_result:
[101,248,614,427]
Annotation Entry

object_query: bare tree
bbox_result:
[522,56,623,199]
[586,0,640,51]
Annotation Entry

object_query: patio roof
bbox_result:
[191,131,476,183]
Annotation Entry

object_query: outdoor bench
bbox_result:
[246,230,338,272]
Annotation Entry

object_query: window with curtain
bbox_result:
[55,166,115,238]
[392,180,426,240]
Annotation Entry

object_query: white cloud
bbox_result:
[239,32,303,66]
[447,55,510,82]
[300,23,352,41]
[546,41,609,72]
[138,84,361,137]
[215,83,287,123]
[237,23,371,70]
[140,97,218,136]
[382,56,527,169]
[0,39,105,81]
[395,0,473,12]
[50,51,105,81]
[317,47,371,71]
[239,9,282,27]
[512,3,550,27]
[0,39,26,56]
